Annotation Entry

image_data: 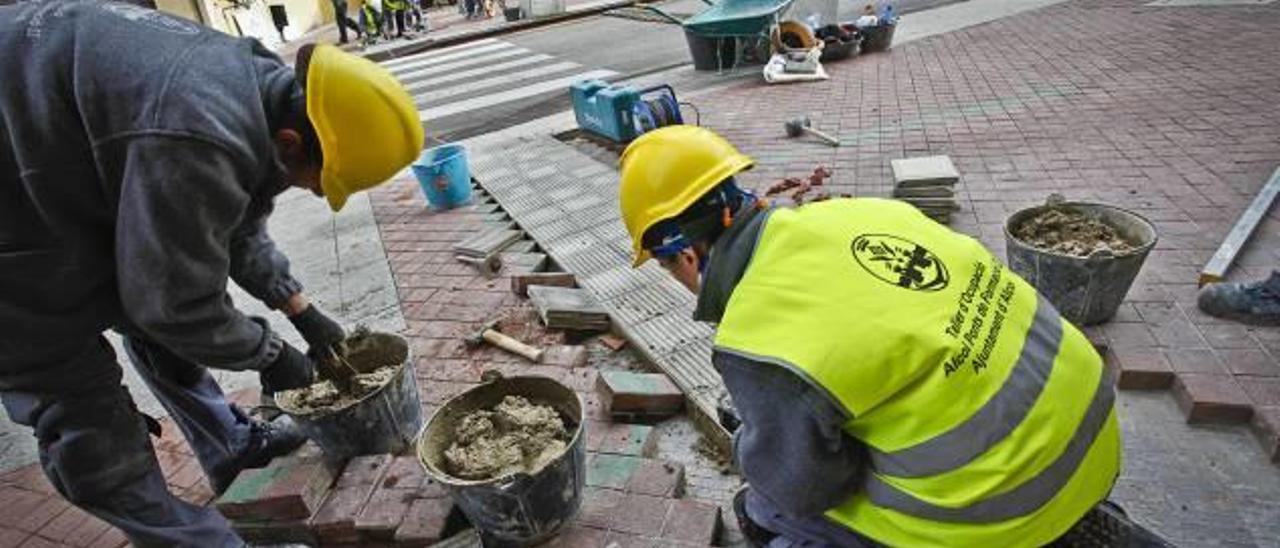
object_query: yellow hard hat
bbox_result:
[306,44,424,211]
[617,125,754,267]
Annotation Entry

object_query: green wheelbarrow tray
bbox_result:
[682,0,795,37]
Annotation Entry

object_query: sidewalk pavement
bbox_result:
[456,0,1280,546]
[6,0,1280,545]
[677,0,1280,544]
[274,0,635,63]
[696,0,1280,446]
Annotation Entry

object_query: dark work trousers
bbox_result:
[0,334,245,547]
[331,0,362,43]
[387,8,406,36]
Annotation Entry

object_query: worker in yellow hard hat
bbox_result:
[0,3,421,545]
[618,126,1161,547]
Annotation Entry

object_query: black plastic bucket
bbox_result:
[277,332,423,461]
[861,22,896,53]
[685,30,737,71]
[1005,201,1158,326]
[417,375,586,546]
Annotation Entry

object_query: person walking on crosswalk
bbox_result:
[332,0,364,44]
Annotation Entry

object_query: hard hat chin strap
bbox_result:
[648,179,761,263]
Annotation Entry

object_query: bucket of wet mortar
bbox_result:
[276,332,424,461]
[1005,200,1157,326]
[416,375,586,546]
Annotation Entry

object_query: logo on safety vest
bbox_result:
[851,234,950,292]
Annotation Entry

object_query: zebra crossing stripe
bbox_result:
[419,69,618,121]
[383,42,514,75]
[402,54,555,94]
[394,47,532,83]
[415,61,583,106]
[379,38,500,69]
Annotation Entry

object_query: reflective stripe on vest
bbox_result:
[866,294,1062,479]
[862,297,1117,522]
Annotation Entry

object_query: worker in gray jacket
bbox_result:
[0,2,423,545]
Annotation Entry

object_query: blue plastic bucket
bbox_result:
[412,143,472,210]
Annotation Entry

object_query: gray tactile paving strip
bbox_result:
[556,243,623,277]
[579,264,668,301]
[469,135,730,446]
[629,311,713,356]
[608,281,691,326]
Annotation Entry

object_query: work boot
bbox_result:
[733,486,778,548]
[211,415,308,494]
[1198,271,1280,326]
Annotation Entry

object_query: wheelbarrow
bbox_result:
[660,0,795,71]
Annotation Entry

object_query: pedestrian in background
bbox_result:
[332,0,363,44]
[383,0,408,38]
[407,0,429,33]
[360,0,385,43]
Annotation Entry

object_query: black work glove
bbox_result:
[260,343,317,394]
[289,305,346,353]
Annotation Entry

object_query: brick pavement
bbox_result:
[697,0,1280,461]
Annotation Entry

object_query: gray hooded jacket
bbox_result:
[0,1,304,388]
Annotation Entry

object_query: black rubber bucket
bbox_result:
[277,332,423,461]
[819,36,860,62]
[685,30,737,71]
[1005,200,1158,326]
[861,22,896,53]
[417,374,586,546]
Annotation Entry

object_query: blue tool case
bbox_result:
[570,80,682,143]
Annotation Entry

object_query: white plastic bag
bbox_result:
[763,47,828,84]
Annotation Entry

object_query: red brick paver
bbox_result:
[697,0,1280,459]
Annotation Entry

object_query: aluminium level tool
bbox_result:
[784,117,841,147]
[463,319,545,363]
[1200,166,1280,286]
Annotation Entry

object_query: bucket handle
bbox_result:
[493,471,536,491]
[1084,248,1115,265]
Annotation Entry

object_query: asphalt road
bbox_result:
[426,0,961,142]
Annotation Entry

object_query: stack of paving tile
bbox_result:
[452,228,522,259]
[527,285,611,332]
[890,155,961,224]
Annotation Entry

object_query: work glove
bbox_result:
[289,305,346,354]
[260,343,317,394]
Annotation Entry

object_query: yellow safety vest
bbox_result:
[715,198,1120,548]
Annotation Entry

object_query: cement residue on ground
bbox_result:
[1013,208,1135,257]
[277,327,403,414]
[444,395,569,480]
